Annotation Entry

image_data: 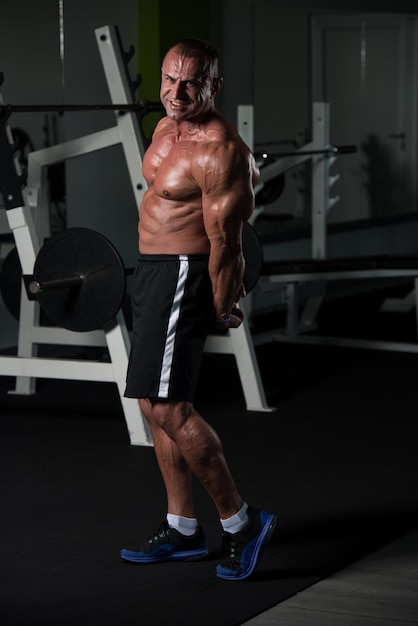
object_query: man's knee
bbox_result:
[139,398,192,436]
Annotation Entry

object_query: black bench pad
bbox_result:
[262,255,418,276]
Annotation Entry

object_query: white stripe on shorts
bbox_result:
[158,255,190,397]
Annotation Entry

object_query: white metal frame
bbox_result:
[0,26,273,445]
[242,102,339,259]
[0,26,152,446]
[254,269,418,353]
[238,103,418,353]
[239,102,337,325]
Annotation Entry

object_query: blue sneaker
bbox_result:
[216,508,277,580]
[120,520,209,563]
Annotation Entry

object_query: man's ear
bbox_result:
[212,76,224,96]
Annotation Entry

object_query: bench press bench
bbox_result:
[253,254,418,352]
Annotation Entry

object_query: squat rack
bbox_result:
[238,105,418,352]
[0,26,273,447]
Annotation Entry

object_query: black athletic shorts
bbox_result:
[124,254,212,402]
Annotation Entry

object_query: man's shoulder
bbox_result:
[203,113,240,141]
[195,126,252,168]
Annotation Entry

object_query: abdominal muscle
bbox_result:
[138,191,211,255]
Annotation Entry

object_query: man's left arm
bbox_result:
[200,147,256,328]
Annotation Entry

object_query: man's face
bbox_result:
[160,49,219,123]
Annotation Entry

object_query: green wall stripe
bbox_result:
[137,0,211,137]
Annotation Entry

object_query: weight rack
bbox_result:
[0,25,272,447]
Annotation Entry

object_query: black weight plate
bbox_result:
[0,246,21,320]
[34,228,126,332]
[242,222,263,293]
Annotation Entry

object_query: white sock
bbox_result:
[220,502,249,534]
[166,513,198,537]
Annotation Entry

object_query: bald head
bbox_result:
[165,38,220,82]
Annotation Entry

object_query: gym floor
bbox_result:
[247,284,418,625]
[1,284,418,625]
[243,528,418,624]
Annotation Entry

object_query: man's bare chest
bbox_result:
[144,138,201,201]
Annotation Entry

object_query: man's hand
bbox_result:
[213,304,244,330]
[229,304,244,328]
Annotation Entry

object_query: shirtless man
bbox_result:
[122,38,276,580]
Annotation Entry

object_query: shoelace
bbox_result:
[222,533,242,566]
[147,524,170,545]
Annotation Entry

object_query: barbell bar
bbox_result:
[0,101,163,114]
[0,223,263,333]
[254,144,357,206]
[266,144,357,158]
[28,275,84,295]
